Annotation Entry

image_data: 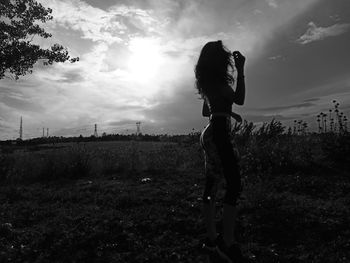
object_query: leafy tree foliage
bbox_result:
[0,0,79,80]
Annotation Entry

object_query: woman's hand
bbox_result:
[233,51,245,72]
[231,112,242,123]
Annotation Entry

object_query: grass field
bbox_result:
[1,128,350,262]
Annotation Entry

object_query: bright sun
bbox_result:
[127,38,163,86]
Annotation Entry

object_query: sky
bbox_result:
[1,0,350,139]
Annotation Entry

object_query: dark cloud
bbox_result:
[59,71,85,83]
[300,113,314,117]
[112,15,145,36]
[101,104,145,111]
[83,0,153,11]
[142,87,206,133]
[244,114,294,123]
[342,104,350,111]
[245,0,350,108]
[108,119,140,126]
[1,95,44,112]
[251,102,315,112]
[38,70,84,83]
[168,0,255,38]
[0,122,10,129]
[303,98,319,102]
[0,87,13,95]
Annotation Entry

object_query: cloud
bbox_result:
[253,9,264,15]
[242,102,319,125]
[303,98,320,103]
[39,0,122,44]
[39,0,165,45]
[296,22,350,45]
[108,119,140,127]
[55,71,85,83]
[244,114,291,123]
[141,86,206,134]
[266,0,278,8]
[0,122,11,131]
[1,95,44,112]
[1,0,328,139]
[256,102,315,112]
[268,55,283,60]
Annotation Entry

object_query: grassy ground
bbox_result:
[1,136,350,262]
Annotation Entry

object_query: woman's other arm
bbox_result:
[233,51,246,106]
[230,111,242,123]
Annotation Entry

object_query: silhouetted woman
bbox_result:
[195,40,247,263]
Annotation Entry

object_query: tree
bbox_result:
[0,0,79,80]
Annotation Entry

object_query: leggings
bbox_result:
[200,116,242,206]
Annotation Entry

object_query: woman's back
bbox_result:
[204,85,235,114]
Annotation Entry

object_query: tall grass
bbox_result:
[1,119,349,263]
[1,118,348,185]
[0,141,203,184]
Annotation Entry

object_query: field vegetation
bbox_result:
[0,117,350,263]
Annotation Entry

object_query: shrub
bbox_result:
[0,153,14,182]
[321,133,350,170]
[3,145,93,183]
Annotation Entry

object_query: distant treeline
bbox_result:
[0,132,201,146]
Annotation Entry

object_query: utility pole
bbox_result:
[136,122,141,135]
[19,116,23,140]
[47,128,49,137]
[94,124,98,137]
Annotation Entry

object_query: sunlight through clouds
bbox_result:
[2,0,350,138]
[127,38,163,86]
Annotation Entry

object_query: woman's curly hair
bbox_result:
[195,40,234,97]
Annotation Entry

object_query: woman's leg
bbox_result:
[223,203,238,245]
[212,118,242,247]
[201,124,219,241]
[222,159,241,246]
[203,200,216,241]
[202,176,218,241]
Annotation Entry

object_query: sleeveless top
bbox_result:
[204,85,235,114]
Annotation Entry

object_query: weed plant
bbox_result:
[0,118,349,262]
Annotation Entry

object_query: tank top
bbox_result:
[204,86,235,114]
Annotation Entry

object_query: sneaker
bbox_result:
[216,235,248,263]
[201,235,218,253]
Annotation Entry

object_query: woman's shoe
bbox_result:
[216,235,248,263]
[201,235,218,253]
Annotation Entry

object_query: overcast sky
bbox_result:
[1,0,350,139]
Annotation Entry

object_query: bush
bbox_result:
[3,145,93,183]
[0,153,14,181]
[321,133,350,170]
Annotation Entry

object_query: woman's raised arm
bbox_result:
[233,51,245,106]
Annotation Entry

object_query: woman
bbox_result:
[195,40,247,263]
